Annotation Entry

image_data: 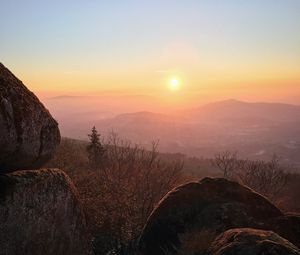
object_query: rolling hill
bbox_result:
[43,98,300,165]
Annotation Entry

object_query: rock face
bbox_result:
[208,228,300,255]
[0,169,89,255]
[139,177,283,255]
[268,214,300,249]
[0,63,60,173]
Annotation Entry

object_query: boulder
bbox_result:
[139,177,283,255]
[0,168,90,255]
[267,214,300,248]
[0,63,60,173]
[208,228,300,255]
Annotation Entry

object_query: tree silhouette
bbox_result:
[87,126,105,169]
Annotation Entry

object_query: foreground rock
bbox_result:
[268,214,300,249]
[208,228,300,255]
[139,177,283,255]
[0,63,60,173]
[0,169,89,255]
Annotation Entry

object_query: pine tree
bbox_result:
[87,126,106,169]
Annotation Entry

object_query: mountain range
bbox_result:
[43,98,300,165]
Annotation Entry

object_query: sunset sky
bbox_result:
[1,0,300,105]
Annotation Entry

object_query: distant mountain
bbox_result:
[44,99,300,165]
[182,99,300,123]
[94,111,180,144]
[47,95,87,100]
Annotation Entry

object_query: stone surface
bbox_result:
[0,63,60,173]
[0,168,90,255]
[268,214,300,249]
[139,177,283,255]
[208,228,300,255]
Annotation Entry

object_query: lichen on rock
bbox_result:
[0,63,60,173]
[0,168,90,255]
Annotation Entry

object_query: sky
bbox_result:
[1,0,300,105]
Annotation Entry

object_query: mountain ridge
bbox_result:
[42,98,300,165]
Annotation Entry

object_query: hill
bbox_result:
[43,98,300,165]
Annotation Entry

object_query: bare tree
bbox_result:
[238,155,288,203]
[212,151,244,179]
[75,131,184,250]
[46,138,89,171]
[212,152,288,204]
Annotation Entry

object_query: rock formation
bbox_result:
[268,214,300,248]
[0,63,60,173]
[208,228,300,255]
[0,169,89,255]
[0,63,89,255]
[139,177,300,255]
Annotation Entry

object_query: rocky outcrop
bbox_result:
[0,169,89,255]
[139,177,283,255]
[208,228,300,255]
[268,214,300,248]
[0,63,60,173]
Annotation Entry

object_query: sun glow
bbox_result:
[169,78,180,91]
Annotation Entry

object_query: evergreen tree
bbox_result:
[87,126,105,169]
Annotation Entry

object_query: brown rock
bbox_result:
[268,214,300,249]
[139,177,282,255]
[0,63,60,173]
[0,169,90,255]
[208,228,300,255]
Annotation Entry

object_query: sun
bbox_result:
[168,78,180,91]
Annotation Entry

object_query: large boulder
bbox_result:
[208,228,300,255]
[0,63,60,173]
[0,168,90,255]
[139,177,283,255]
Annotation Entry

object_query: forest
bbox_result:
[47,128,300,254]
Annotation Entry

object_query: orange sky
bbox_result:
[2,1,300,106]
